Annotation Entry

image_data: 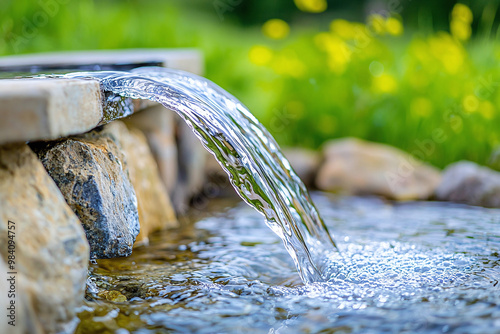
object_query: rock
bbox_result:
[0,49,204,145]
[435,161,500,208]
[173,120,208,213]
[0,49,204,76]
[97,121,177,246]
[0,144,89,333]
[0,79,103,145]
[316,138,441,200]
[283,148,321,187]
[31,130,140,259]
[203,154,236,199]
[123,105,178,195]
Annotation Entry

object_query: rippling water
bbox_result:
[79,194,500,334]
[65,68,336,283]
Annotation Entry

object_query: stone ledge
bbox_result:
[0,49,204,75]
[0,49,203,144]
[0,79,102,144]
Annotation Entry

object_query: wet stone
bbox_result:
[31,130,140,259]
[96,121,178,246]
[0,144,89,333]
[435,160,500,208]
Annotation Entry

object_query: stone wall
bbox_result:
[0,50,208,333]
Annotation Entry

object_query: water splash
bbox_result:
[64,67,336,283]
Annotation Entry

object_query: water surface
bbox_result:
[78,194,500,334]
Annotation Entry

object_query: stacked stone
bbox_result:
[0,50,207,333]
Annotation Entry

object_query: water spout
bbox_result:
[64,67,337,283]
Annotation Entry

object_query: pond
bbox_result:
[77,193,500,334]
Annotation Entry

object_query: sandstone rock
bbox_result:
[283,148,321,187]
[316,138,441,200]
[97,121,177,246]
[174,120,208,213]
[0,144,89,333]
[123,105,178,195]
[31,132,140,259]
[435,161,500,208]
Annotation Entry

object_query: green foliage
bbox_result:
[0,0,499,168]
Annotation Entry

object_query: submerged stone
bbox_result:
[436,161,500,208]
[0,144,89,333]
[32,130,140,259]
[316,138,441,200]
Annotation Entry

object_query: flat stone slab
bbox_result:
[0,49,203,144]
[0,49,203,75]
[0,79,102,144]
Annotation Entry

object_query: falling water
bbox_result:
[64,67,337,283]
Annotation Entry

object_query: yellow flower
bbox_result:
[450,19,471,41]
[410,97,433,117]
[462,94,479,113]
[368,14,386,35]
[262,19,290,40]
[330,19,356,39]
[478,100,495,119]
[249,45,273,66]
[385,17,403,36]
[452,3,473,24]
[372,74,398,94]
[294,0,327,13]
[428,33,466,74]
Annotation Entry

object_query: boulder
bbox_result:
[31,130,140,259]
[123,105,178,195]
[0,144,89,333]
[173,120,208,213]
[96,121,177,246]
[316,138,441,200]
[435,161,500,208]
[283,148,321,187]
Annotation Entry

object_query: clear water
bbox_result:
[78,194,500,334]
[64,68,336,283]
[61,68,500,333]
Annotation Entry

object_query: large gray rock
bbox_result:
[32,130,140,259]
[316,138,441,200]
[97,121,178,246]
[435,161,500,208]
[0,144,89,333]
[283,148,321,187]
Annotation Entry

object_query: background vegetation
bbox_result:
[1,0,499,168]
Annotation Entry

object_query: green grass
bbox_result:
[1,0,499,169]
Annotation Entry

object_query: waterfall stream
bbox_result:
[65,67,337,283]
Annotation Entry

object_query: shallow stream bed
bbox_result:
[77,193,500,334]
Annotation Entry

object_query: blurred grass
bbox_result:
[0,0,499,168]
